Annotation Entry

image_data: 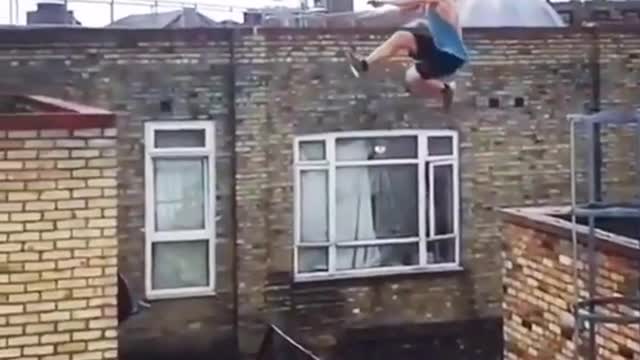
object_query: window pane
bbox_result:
[428,136,453,156]
[336,165,418,242]
[154,158,207,231]
[152,241,209,289]
[300,170,328,243]
[336,137,417,161]
[427,238,456,264]
[298,247,328,273]
[155,129,205,148]
[299,141,325,161]
[336,243,419,270]
[434,164,454,235]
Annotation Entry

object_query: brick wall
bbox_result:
[0,29,236,360]
[111,32,236,360]
[502,209,640,359]
[232,28,639,357]
[229,23,640,355]
[0,26,638,359]
[0,127,118,360]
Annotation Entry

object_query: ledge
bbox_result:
[0,95,116,130]
[0,25,637,47]
[499,205,640,258]
[293,264,465,285]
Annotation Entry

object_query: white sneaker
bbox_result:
[346,51,364,78]
[442,81,455,112]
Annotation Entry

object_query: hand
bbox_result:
[367,0,384,8]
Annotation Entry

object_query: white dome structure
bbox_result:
[459,0,566,27]
[302,0,567,28]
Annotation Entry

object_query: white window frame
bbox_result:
[293,130,461,282]
[144,121,216,299]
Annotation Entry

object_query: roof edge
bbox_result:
[0,95,116,130]
[499,206,640,258]
[0,25,638,47]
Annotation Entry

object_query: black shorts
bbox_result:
[409,32,465,80]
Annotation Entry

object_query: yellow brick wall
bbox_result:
[0,128,118,360]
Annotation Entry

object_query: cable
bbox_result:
[271,324,322,360]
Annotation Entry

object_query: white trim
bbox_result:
[144,121,216,299]
[146,286,218,301]
[334,238,420,246]
[428,161,436,238]
[295,129,457,141]
[293,138,301,276]
[335,159,419,167]
[146,149,212,157]
[327,137,337,274]
[296,164,330,171]
[151,230,210,242]
[453,144,461,265]
[293,130,461,279]
[418,134,428,266]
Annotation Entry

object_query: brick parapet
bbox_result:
[502,209,640,359]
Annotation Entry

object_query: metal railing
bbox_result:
[5,0,308,26]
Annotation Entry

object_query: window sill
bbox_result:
[146,290,217,301]
[293,264,464,283]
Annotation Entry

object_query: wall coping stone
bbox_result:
[0,24,638,48]
[0,94,116,130]
[499,206,640,259]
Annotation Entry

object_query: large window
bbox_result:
[144,121,216,299]
[294,130,460,280]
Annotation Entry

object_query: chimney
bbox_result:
[181,7,198,27]
[27,1,80,25]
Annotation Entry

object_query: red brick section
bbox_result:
[0,95,115,131]
[501,208,640,360]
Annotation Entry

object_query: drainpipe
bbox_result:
[583,20,601,360]
[227,27,240,359]
[585,21,602,204]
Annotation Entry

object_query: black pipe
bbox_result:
[584,21,602,360]
[588,22,602,203]
[227,27,240,359]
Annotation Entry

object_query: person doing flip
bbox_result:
[347,0,468,112]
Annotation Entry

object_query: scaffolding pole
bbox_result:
[569,109,640,360]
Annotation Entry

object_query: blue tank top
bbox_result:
[425,9,469,61]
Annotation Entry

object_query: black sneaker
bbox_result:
[346,51,366,78]
[442,81,455,112]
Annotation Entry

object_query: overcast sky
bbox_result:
[0,0,371,26]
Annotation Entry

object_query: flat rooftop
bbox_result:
[501,206,640,257]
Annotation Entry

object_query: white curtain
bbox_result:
[298,138,421,272]
[298,143,329,273]
[335,140,380,270]
[152,157,209,289]
[155,159,206,231]
[299,171,329,272]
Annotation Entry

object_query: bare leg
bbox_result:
[405,65,454,111]
[365,30,417,67]
[347,30,417,77]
